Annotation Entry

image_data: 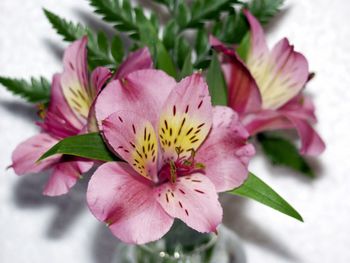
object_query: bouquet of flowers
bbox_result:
[1,0,325,261]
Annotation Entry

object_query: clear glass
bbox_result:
[112,221,246,263]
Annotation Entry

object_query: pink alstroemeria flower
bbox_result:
[211,10,325,156]
[11,37,153,196]
[87,70,255,244]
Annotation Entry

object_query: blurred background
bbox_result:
[1,0,349,262]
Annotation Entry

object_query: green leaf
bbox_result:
[155,41,177,77]
[236,32,250,62]
[257,133,315,177]
[0,76,50,104]
[163,20,178,50]
[111,35,124,63]
[248,0,284,25]
[186,0,236,29]
[43,9,116,68]
[89,0,139,38]
[179,52,193,79]
[39,133,119,162]
[43,8,86,42]
[177,2,191,28]
[175,36,191,69]
[206,54,227,106]
[228,172,303,222]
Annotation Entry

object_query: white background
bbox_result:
[1,0,350,262]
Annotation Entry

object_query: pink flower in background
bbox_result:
[11,37,153,196]
[211,10,325,156]
[87,70,255,244]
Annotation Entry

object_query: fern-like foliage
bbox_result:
[248,0,284,25]
[0,76,50,104]
[44,9,118,69]
[88,0,157,40]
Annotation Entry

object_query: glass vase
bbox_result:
[112,220,246,263]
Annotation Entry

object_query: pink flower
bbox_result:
[87,70,255,244]
[211,10,325,156]
[11,37,153,196]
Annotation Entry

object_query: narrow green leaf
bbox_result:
[155,41,177,77]
[228,172,303,222]
[206,54,227,106]
[179,52,193,79]
[175,36,191,69]
[39,133,119,162]
[236,32,250,62]
[163,20,178,50]
[177,2,191,28]
[0,76,50,104]
[258,133,315,177]
[111,35,124,63]
[97,31,109,54]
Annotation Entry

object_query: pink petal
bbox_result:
[210,36,262,113]
[43,160,93,196]
[284,114,325,156]
[90,66,112,95]
[11,133,60,175]
[87,162,174,244]
[114,47,153,79]
[258,38,309,109]
[244,109,325,156]
[95,69,176,127]
[102,111,158,181]
[156,173,222,233]
[61,37,92,121]
[281,95,317,122]
[196,106,254,192]
[244,110,292,135]
[243,10,268,65]
[39,74,83,138]
[158,73,213,161]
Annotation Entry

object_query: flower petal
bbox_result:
[39,74,83,138]
[90,66,112,95]
[95,69,176,127]
[87,162,174,244]
[11,133,60,175]
[196,107,255,192]
[257,38,309,109]
[114,47,153,79]
[102,111,158,181]
[158,73,213,161]
[156,173,222,233]
[284,114,325,156]
[61,37,92,121]
[43,159,93,196]
[243,10,268,66]
[210,36,262,113]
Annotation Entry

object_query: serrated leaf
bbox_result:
[39,133,119,162]
[206,54,227,105]
[89,0,139,38]
[43,9,116,68]
[248,0,284,25]
[185,0,236,29]
[257,133,315,177]
[228,172,303,221]
[0,76,50,104]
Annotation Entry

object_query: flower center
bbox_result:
[158,148,205,184]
